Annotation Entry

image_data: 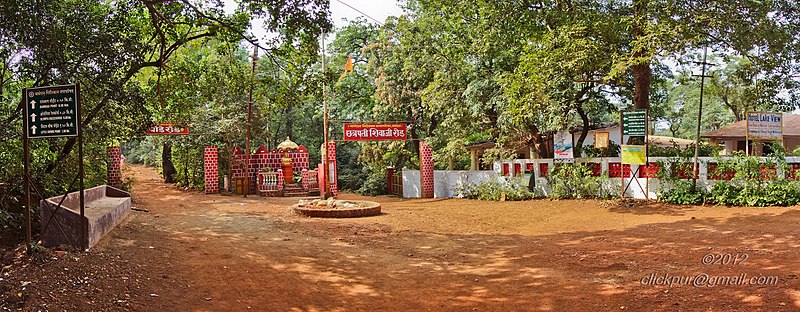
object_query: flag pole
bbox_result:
[245,45,257,197]
[322,33,331,199]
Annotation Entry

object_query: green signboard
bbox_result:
[622,109,647,136]
[24,84,79,138]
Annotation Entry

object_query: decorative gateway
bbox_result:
[343,123,407,141]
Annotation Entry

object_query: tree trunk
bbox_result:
[527,124,549,158]
[183,146,189,186]
[285,102,293,139]
[533,133,548,158]
[408,107,420,158]
[575,101,590,158]
[162,142,177,183]
[573,85,593,157]
[631,0,651,110]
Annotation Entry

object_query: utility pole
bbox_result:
[246,45,258,197]
[321,33,331,199]
[692,47,713,191]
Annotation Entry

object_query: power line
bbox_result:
[334,0,384,26]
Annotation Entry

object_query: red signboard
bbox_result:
[146,123,188,135]
[343,123,407,141]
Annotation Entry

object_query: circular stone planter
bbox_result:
[293,200,381,218]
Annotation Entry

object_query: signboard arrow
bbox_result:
[23,84,78,138]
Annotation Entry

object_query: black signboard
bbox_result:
[23,84,79,138]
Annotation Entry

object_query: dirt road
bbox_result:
[3,165,800,311]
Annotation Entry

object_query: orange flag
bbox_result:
[340,54,354,79]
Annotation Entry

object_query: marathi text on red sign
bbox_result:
[343,124,407,141]
[146,123,189,135]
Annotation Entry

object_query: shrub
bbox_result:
[658,180,706,205]
[648,142,721,158]
[454,178,536,201]
[653,150,800,207]
[547,163,611,199]
[581,141,621,158]
[705,183,741,206]
[654,158,707,205]
[356,171,388,196]
[707,179,800,207]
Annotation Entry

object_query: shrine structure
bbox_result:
[204,137,338,197]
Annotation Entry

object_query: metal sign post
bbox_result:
[77,85,85,251]
[22,111,31,246]
[620,109,648,198]
[22,84,84,251]
[646,109,649,200]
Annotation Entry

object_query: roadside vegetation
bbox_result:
[2,1,800,243]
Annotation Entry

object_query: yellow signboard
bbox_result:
[621,145,646,165]
[595,132,609,149]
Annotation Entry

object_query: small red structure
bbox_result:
[221,142,318,197]
[107,146,123,189]
[277,137,299,184]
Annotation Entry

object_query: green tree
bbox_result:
[0,0,332,241]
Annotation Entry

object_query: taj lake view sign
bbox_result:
[24,84,79,138]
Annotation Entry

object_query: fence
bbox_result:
[257,171,283,196]
[399,157,800,199]
[390,173,403,196]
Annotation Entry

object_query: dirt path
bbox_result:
[4,164,800,311]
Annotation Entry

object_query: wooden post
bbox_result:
[387,167,394,194]
[692,47,712,191]
[470,149,478,170]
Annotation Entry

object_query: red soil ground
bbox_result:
[3,164,800,311]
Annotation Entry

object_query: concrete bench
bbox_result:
[40,185,131,250]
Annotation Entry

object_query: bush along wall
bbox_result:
[454,178,538,201]
[657,151,800,207]
[546,162,614,199]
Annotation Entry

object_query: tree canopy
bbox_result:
[2,0,800,237]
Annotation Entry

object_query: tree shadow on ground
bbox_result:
[264,209,800,311]
[34,167,800,312]
[603,198,701,216]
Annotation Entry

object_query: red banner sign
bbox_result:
[146,123,188,135]
[343,123,407,141]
